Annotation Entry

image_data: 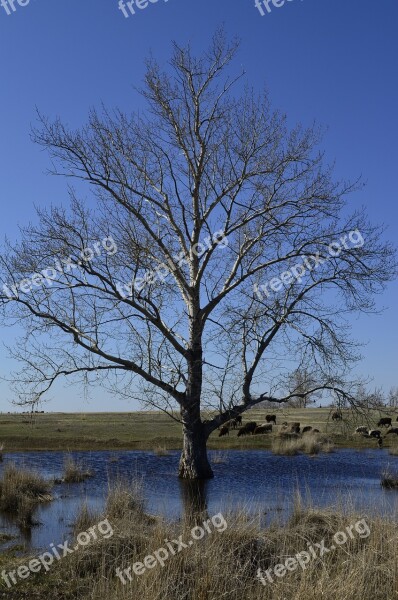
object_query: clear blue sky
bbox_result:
[0,0,397,411]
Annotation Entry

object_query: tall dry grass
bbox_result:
[1,484,390,600]
[272,432,334,456]
[0,463,52,527]
[63,456,94,483]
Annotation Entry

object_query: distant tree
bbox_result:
[0,32,396,479]
[287,369,320,408]
[388,387,398,409]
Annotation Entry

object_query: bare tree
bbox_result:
[287,368,320,408]
[388,387,398,409]
[0,32,396,478]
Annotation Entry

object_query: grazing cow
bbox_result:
[302,426,313,434]
[265,415,277,425]
[237,422,257,437]
[377,417,392,428]
[290,422,301,434]
[218,425,229,438]
[312,428,320,433]
[332,411,343,421]
[355,426,369,435]
[254,424,273,435]
[368,429,382,439]
[386,428,398,436]
[235,415,242,426]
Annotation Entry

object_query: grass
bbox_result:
[0,463,53,527]
[0,443,4,462]
[62,456,94,483]
[0,482,396,600]
[381,469,398,489]
[211,451,228,464]
[0,408,396,451]
[272,432,334,456]
[152,444,170,456]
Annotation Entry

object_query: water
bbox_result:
[1,448,398,551]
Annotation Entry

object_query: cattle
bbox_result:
[312,428,320,433]
[265,415,277,424]
[368,429,382,439]
[377,418,392,428]
[237,422,257,437]
[230,416,243,429]
[218,425,229,438]
[254,424,273,435]
[302,426,313,434]
[290,422,301,434]
[386,428,398,436]
[332,411,343,421]
[355,426,369,434]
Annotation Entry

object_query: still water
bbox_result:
[1,448,398,551]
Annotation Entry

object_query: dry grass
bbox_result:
[211,451,228,464]
[389,446,398,456]
[63,456,94,483]
[272,432,334,456]
[152,445,170,456]
[381,469,398,488]
[1,482,397,599]
[0,463,52,527]
[9,486,395,599]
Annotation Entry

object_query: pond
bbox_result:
[1,448,398,551]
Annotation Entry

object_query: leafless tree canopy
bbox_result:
[0,31,396,477]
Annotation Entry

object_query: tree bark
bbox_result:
[178,407,213,479]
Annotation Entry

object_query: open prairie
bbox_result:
[1,408,397,451]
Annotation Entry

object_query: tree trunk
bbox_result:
[179,416,213,479]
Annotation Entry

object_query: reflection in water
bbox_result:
[179,478,209,525]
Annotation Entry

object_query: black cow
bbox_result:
[218,425,230,437]
[386,428,398,436]
[265,415,277,424]
[332,411,343,421]
[254,424,273,435]
[237,422,257,437]
[377,418,392,428]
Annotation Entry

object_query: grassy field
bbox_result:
[0,407,397,452]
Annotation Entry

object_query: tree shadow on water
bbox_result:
[179,478,209,526]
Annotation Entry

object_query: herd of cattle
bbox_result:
[218,413,398,443]
[218,415,320,438]
[354,417,398,442]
